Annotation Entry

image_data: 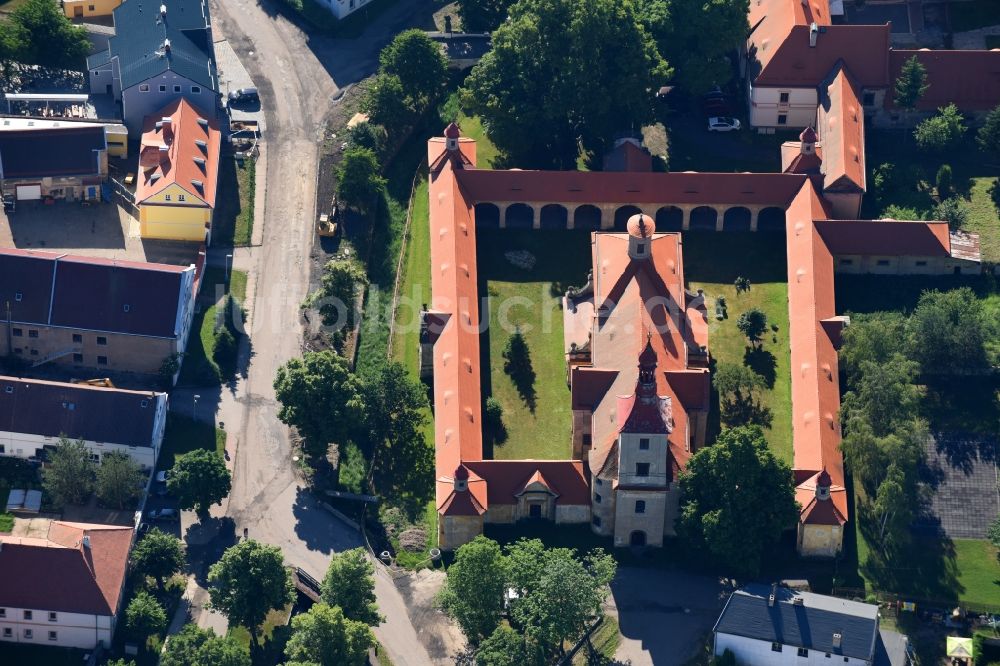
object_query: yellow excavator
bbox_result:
[70,378,115,388]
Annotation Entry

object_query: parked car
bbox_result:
[155,470,169,483]
[708,117,741,132]
[227,87,259,103]
[149,508,179,522]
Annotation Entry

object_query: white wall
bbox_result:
[321,0,373,20]
[0,426,160,470]
[714,632,871,666]
[0,607,114,650]
[617,432,670,488]
[749,85,818,129]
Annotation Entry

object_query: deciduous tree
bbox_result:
[914,103,966,153]
[360,73,414,135]
[168,448,231,519]
[439,536,507,643]
[736,308,768,348]
[456,0,515,31]
[160,624,250,666]
[131,528,185,591]
[336,147,385,213]
[713,363,771,428]
[677,426,798,575]
[321,548,382,626]
[907,287,992,373]
[377,29,448,112]
[933,197,968,230]
[893,54,929,110]
[125,590,167,641]
[207,540,295,649]
[284,603,375,666]
[841,356,921,438]
[475,625,538,666]
[304,259,368,338]
[977,104,1000,156]
[8,0,90,70]
[652,0,748,95]
[43,438,95,506]
[96,451,143,510]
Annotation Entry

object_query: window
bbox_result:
[23,611,32,620]
[771,643,783,653]
[140,84,150,92]
[72,353,83,363]
[0,608,5,617]
[839,259,853,266]
[592,515,601,527]
[28,329,38,338]
[876,259,890,266]
[29,349,38,356]
[97,336,107,346]
[777,114,788,125]
[635,462,650,477]
[123,304,131,313]
[915,260,927,267]
[863,91,875,106]
[192,86,201,93]
[173,85,182,93]
[798,648,809,658]
[159,84,167,92]
[639,438,650,450]
[12,328,21,337]
[48,612,56,622]
[24,629,32,639]
[88,453,100,463]
[88,4,94,9]
[48,631,57,641]
[165,194,172,201]
[779,91,790,103]
[72,334,83,343]
[97,356,108,366]
[0,445,4,454]
[636,243,645,255]
[2,628,10,638]
[14,292,21,301]
[178,195,186,202]
[635,500,646,514]
[594,493,602,503]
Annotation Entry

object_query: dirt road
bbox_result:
[203,0,447,663]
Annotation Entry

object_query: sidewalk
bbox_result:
[162,576,229,646]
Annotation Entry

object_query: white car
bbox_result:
[155,470,169,483]
[708,117,741,132]
[149,508,178,522]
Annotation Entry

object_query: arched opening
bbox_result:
[474,203,499,229]
[655,206,683,231]
[758,206,786,232]
[539,204,568,230]
[505,203,534,229]
[614,205,643,231]
[723,206,752,231]
[630,530,647,547]
[574,204,601,230]
[689,206,718,231]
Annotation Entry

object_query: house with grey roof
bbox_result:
[0,377,167,470]
[86,0,218,135]
[713,584,910,666]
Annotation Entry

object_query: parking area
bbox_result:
[0,200,202,266]
[917,434,999,539]
[214,38,265,133]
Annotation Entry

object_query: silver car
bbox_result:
[708,117,741,132]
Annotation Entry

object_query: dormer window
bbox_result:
[636,243,645,255]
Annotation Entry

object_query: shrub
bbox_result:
[933,197,968,230]
[881,204,922,220]
[936,164,953,197]
[212,326,238,376]
[914,104,966,153]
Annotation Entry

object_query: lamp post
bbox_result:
[193,394,200,419]
[225,254,233,283]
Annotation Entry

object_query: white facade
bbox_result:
[0,606,115,650]
[317,0,373,20]
[714,632,871,666]
[749,84,818,129]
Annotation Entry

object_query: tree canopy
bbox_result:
[208,540,295,646]
[438,535,507,643]
[336,147,386,213]
[43,438,95,506]
[360,73,414,135]
[377,29,449,112]
[0,0,90,70]
[456,0,515,31]
[460,0,670,167]
[96,451,143,510]
[907,287,992,372]
[476,625,540,666]
[914,103,966,153]
[320,548,382,626]
[284,603,376,666]
[274,350,365,458]
[713,362,771,428]
[677,426,798,575]
[168,448,231,519]
[736,308,768,348]
[160,624,250,666]
[125,590,168,640]
[131,528,185,591]
[305,259,368,338]
[893,55,929,110]
[977,104,1000,156]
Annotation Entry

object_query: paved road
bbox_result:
[195,1,443,663]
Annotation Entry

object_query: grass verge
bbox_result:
[571,615,621,665]
[158,413,227,471]
[234,159,255,246]
[0,512,13,532]
[179,267,248,386]
[390,176,430,374]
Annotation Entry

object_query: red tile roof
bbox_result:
[748,0,832,79]
[814,219,951,256]
[886,50,1000,111]
[464,460,590,505]
[819,65,866,193]
[0,521,132,615]
[753,24,890,88]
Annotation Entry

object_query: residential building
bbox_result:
[317,0,374,21]
[713,584,910,666]
[0,125,107,202]
[136,98,221,243]
[86,0,218,135]
[62,0,122,19]
[0,521,133,650]
[0,248,198,377]
[0,377,167,470]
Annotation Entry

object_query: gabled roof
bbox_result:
[0,377,164,447]
[0,126,106,179]
[796,470,848,525]
[751,23,890,88]
[714,584,879,660]
[748,0,832,78]
[814,219,951,256]
[0,248,192,339]
[818,64,865,193]
[464,460,590,505]
[106,0,217,91]
[136,98,221,207]
[886,50,1000,111]
[602,138,653,173]
[0,521,132,616]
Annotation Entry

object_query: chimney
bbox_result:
[809,22,819,47]
[768,583,777,607]
[82,535,91,549]
[832,633,843,649]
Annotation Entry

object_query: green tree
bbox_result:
[304,259,368,341]
[989,513,1000,550]
[346,121,386,157]
[838,312,907,373]
[736,308,768,348]
[907,287,992,373]
[976,104,1000,156]
[439,536,507,644]
[160,624,250,666]
[880,204,922,220]
[893,54,929,110]
[168,448,231,519]
[212,326,239,377]
[933,197,968,230]
[321,548,382,626]
[0,19,26,73]
[484,396,508,445]
[284,602,375,666]
[713,363,771,428]
[131,528,185,591]
[360,362,434,501]
[42,438,95,506]
[460,0,670,167]
[336,147,385,213]
[125,590,167,642]
[476,625,538,666]
[360,73,414,135]
[914,104,966,153]
[274,350,365,458]
[105,660,137,666]
[456,0,515,31]
[9,0,90,70]
[650,0,748,94]
[841,356,921,437]
[841,418,926,500]
[677,426,798,575]
[936,164,953,197]
[95,451,143,509]
[378,29,449,112]
[207,540,295,649]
